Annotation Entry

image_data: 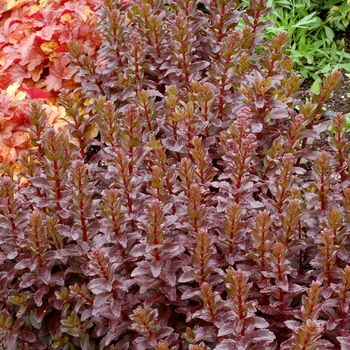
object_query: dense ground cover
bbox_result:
[1,0,350,349]
[264,0,350,80]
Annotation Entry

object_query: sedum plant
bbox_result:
[1,0,350,349]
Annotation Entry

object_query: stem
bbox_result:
[298,221,304,274]
[78,176,88,242]
[277,253,285,322]
[295,96,326,167]
[34,226,43,269]
[279,289,284,323]
[53,159,62,211]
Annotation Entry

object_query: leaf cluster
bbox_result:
[316,0,350,31]
[263,0,350,80]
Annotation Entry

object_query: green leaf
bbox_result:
[80,333,93,350]
[52,336,70,349]
[320,63,331,74]
[340,63,350,72]
[28,310,41,329]
[294,13,319,28]
[61,312,82,337]
[311,80,321,95]
[324,26,335,42]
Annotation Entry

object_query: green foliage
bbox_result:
[264,0,350,80]
[315,0,350,31]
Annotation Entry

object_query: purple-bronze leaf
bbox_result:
[249,330,275,344]
[151,260,163,278]
[18,330,36,343]
[162,137,184,152]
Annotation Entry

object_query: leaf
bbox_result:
[80,333,93,350]
[110,298,122,318]
[324,26,334,43]
[310,79,321,95]
[31,340,47,350]
[215,339,238,350]
[253,316,269,329]
[251,122,263,133]
[18,330,36,343]
[150,259,162,278]
[34,286,49,307]
[218,322,236,337]
[337,337,350,349]
[119,86,136,101]
[249,329,275,344]
[45,54,73,91]
[155,326,173,339]
[162,137,184,152]
[4,334,18,350]
[132,337,153,350]
[6,82,26,101]
[160,269,176,287]
[38,267,51,285]
[284,320,301,330]
[19,273,38,288]
[88,278,112,294]
[55,224,72,238]
[202,136,216,147]
[7,251,18,259]
[161,243,185,260]
[267,108,290,120]
[320,63,331,74]
[178,268,194,283]
[249,198,265,209]
[193,326,216,342]
[19,85,49,99]
[29,176,52,189]
[0,74,13,90]
[15,258,37,271]
[188,61,210,74]
[7,63,31,84]
[146,89,164,98]
[129,244,146,257]
[5,0,29,10]
[295,12,319,28]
